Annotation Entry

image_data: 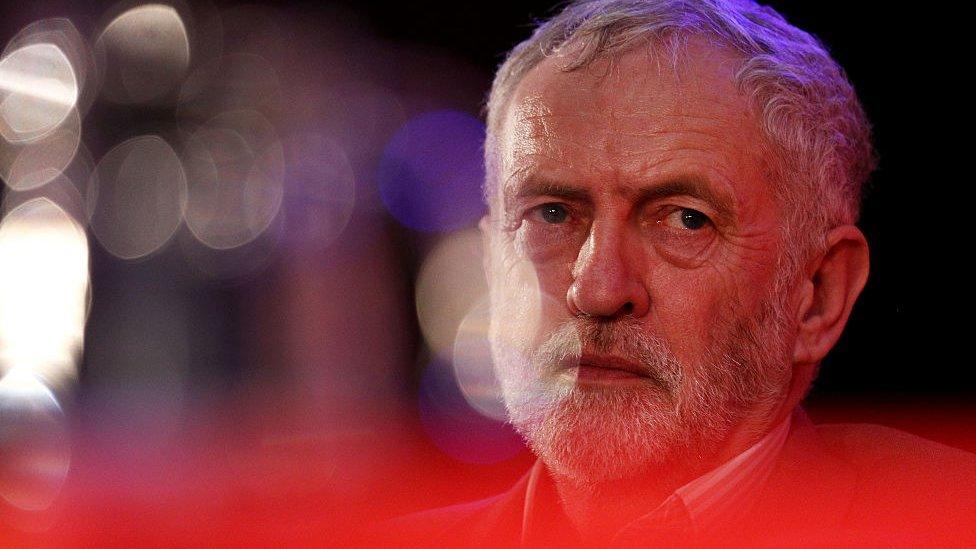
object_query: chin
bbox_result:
[505,377,717,485]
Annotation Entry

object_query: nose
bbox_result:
[567,221,650,319]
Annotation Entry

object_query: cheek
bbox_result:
[649,245,784,367]
[514,217,589,271]
[532,261,576,304]
[487,243,547,349]
[647,266,738,363]
[508,226,579,311]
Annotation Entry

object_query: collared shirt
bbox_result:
[520,415,793,546]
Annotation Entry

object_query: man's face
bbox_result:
[485,41,799,484]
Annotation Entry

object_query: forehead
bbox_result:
[495,40,769,211]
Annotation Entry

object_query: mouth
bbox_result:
[569,353,650,386]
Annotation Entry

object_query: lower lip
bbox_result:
[574,364,646,384]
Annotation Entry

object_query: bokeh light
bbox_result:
[182,110,285,250]
[377,110,486,232]
[87,135,187,260]
[0,368,71,512]
[4,177,86,248]
[454,279,560,424]
[2,142,95,226]
[415,228,488,359]
[486,243,545,355]
[2,18,96,118]
[0,108,82,192]
[418,360,523,465]
[0,198,89,385]
[94,4,190,104]
[0,43,78,144]
[452,297,508,422]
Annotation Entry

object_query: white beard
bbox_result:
[490,295,794,487]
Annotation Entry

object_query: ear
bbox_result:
[792,225,870,366]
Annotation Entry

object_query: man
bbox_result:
[388,0,976,546]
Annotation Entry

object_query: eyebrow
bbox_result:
[505,174,736,221]
[634,177,735,222]
[508,179,590,204]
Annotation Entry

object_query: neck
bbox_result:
[553,465,693,542]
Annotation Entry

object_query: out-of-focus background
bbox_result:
[0,0,971,546]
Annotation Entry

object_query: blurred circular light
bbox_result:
[4,174,85,235]
[0,43,78,144]
[282,132,355,251]
[94,4,190,104]
[0,369,71,512]
[418,360,523,465]
[0,108,81,192]
[182,110,284,250]
[452,297,508,422]
[1,165,95,332]
[0,198,89,384]
[2,141,95,225]
[415,228,487,359]
[377,110,486,232]
[88,135,187,260]
[486,247,545,359]
[2,18,97,117]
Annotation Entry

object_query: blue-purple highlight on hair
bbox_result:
[377,110,487,233]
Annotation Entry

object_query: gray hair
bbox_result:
[484,0,876,277]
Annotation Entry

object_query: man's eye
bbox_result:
[537,203,569,224]
[661,208,711,230]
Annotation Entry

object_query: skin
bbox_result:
[483,38,870,541]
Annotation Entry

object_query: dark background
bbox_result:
[1,0,965,396]
[321,0,969,397]
[0,0,976,440]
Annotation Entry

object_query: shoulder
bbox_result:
[815,421,976,486]
[814,421,976,535]
[738,414,976,545]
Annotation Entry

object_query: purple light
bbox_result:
[377,110,486,232]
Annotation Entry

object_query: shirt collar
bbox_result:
[520,413,793,544]
[674,413,791,534]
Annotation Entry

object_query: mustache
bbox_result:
[532,318,681,391]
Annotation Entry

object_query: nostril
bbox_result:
[620,302,634,315]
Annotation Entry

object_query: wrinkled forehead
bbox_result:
[490,39,766,211]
